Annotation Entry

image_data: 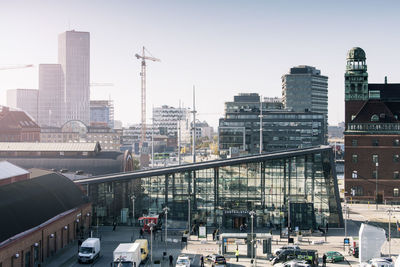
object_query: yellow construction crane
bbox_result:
[135,47,160,154]
[0,64,34,70]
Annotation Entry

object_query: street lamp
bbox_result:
[249,210,256,265]
[131,195,136,227]
[149,222,156,267]
[387,208,393,257]
[163,206,170,255]
[187,197,191,241]
[376,162,379,211]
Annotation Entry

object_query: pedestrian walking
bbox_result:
[212,230,215,241]
[169,255,173,266]
[322,254,327,267]
[235,248,239,262]
[326,222,329,233]
[140,228,144,238]
[201,255,204,267]
[112,220,117,231]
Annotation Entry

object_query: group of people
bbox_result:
[239,223,248,232]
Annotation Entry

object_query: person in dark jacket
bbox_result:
[169,255,173,266]
[322,254,327,267]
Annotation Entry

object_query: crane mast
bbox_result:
[135,47,160,166]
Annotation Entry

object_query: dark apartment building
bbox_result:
[344,47,400,203]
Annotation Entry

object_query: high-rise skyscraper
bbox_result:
[282,65,328,115]
[38,64,65,127]
[58,30,90,125]
[6,89,38,122]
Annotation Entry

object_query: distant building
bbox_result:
[38,64,65,127]
[0,161,29,186]
[59,30,90,125]
[0,172,91,266]
[6,89,38,122]
[40,120,121,151]
[90,100,114,128]
[153,105,189,136]
[0,107,40,142]
[328,123,345,139]
[0,142,134,176]
[218,93,326,155]
[344,47,400,204]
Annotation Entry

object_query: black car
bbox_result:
[349,246,359,258]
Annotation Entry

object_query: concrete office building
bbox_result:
[6,89,38,122]
[38,64,65,127]
[90,100,114,129]
[344,47,400,204]
[218,93,326,155]
[59,30,90,125]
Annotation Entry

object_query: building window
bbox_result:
[352,171,358,179]
[372,139,379,146]
[394,171,399,179]
[372,154,379,163]
[373,170,378,179]
[371,114,379,122]
[394,139,400,146]
[352,154,358,163]
[394,155,400,163]
[394,188,399,197]
[352,186,363,196]
[352,139,358,146]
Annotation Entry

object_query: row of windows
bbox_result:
[352,170,400,179]
[352,154,400,163]
[352,139,400,146]
[350,186,399,197]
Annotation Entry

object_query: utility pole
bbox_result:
[192,86,197,163]
[178,100,182,165]
[376,162,379,210]
[388,208,393,257]
[259,95,263,154]
[152,115,154,168]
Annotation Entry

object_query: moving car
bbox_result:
[272,249,318,267]
[366,258,394,267]
[275,260,312,267]
[205,254,227,266]
[176,255,191,267]
[324,251,344,263]
[274,245,301,256]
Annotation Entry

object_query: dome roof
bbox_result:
[347,47,366,60]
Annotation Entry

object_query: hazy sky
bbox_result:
[1,0,400,128]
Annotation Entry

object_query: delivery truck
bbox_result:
[112,243,141,267]
[78,238,101,263]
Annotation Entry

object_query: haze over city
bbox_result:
[1,0,400,127]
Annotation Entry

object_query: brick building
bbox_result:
[0,107,40,142]
[344,47,400,203]
[0,173,91,267]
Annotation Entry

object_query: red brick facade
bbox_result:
[0,107,40,142]
[0,203,91,267]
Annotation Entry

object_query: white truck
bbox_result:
[112,243,141,267]
[78,238,101,263]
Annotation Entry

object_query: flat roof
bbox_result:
[0,142,100,152]
[75,145,332,185]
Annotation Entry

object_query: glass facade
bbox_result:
[85,147,342,230]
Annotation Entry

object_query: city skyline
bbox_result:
[1,0,400,128]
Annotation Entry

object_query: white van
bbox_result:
[78,238,101,263]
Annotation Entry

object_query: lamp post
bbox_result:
[163,207,170,255]
[131,195,136,227]
[376,162,379,210]
[287,200,291,244]
[344,199,348,238]
[387,208,393,257]
[249,210,256,265]
[149,222,156,267]
[188,197,191,241]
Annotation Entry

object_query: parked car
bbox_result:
[205,254,226,266]
[366,258,394,267]
[275,260,312,267]
[324,251,344,263]
[274,245,301,256]
[176,255,191,267]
